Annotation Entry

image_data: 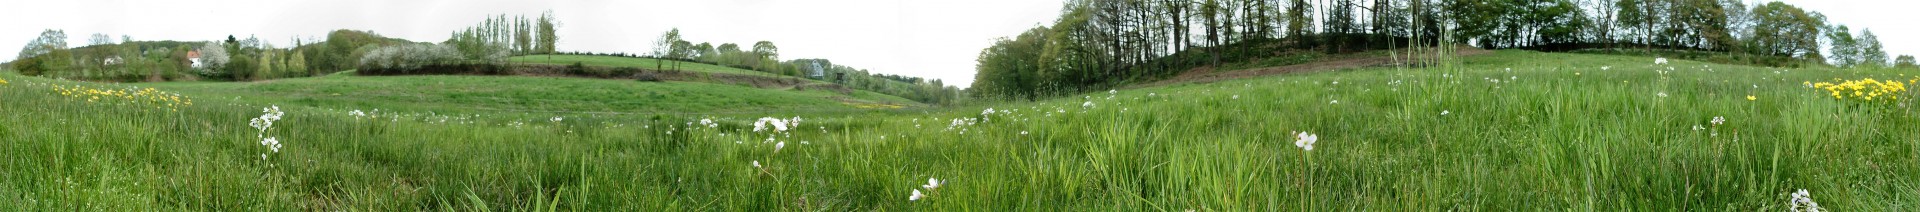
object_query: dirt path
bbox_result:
[1129,46,1494,88]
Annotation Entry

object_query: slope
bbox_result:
[510,54,783,77]
[136,72,919,114]
[4,50,1916,210]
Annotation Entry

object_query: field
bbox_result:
[2,50,1917,210]
[134,72,919,115]
[509,54,784,77]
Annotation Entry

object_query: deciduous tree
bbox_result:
[1747,2,1824,63]
[752,41,779,72]
[537,11,559,58]
[1856,29,1887,68]
[1895,55,1917,69]
[652,28,681,70]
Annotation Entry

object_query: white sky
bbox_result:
[0,0,1911,88]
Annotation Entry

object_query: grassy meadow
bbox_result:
[134,72,919,115]
[2,50,1917,210]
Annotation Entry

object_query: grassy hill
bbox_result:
[510,54,782,77]
[507,54,962,105]
[136,72,919,114]
[3,50,1917,210]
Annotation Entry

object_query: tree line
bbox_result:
[358,11,560,75]
[970,0,1915,101]
[8,11,561,82]
[646,28,785,74]
[9,30,330,82]
[644,28,966,105]
[3,11,973,105]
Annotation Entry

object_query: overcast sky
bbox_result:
[0,0,1912,88]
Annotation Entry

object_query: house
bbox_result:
[808,62,825,79]
[103,56,123,65]
[187,50,202,68]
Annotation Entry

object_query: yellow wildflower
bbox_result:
[1747,95,1756,101]
[1812,78,1911,105]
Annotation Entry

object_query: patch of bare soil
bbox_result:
[1130,46,1493,88]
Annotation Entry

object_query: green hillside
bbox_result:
[510,54,782,77]
[135,72,919,114]
[4,50,1917,210]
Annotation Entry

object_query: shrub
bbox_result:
[634,71,661,82]
[11,57,44,76]
[357,43,465,74]
[568,62,587,74]
[194,42,230,78]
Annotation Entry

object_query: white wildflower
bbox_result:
[1692,125,1705,131]
[1231,95,1240,99]
[1601,66,1611,71]
[551,117,563,122]
[1655,58,1669,65]
[754,119,769,131]
[774,141,786,153]
[752,160,762,168]
[982,108,995,116]
[1020,131,1029,135]
[1658,92,1669,98]
[1082,101,1094,108]
[923,178,942,190]
[249,105,286,138]
[262,106,283,119]
[261,137,282,153]
[1790,189,1824,212]
[1440,110,1450,116]
[1293,131,1318,151]
[948,119,967,130]
[1710,116,1726,126]
[249,117,272,133]
[909,189,926,201]
[753,117,790,132]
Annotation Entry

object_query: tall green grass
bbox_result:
[2,50,1916,210]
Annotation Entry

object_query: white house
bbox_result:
[187,50,202,68]
[808,62,825,79]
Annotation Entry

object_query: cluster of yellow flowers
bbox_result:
[1807,78,1912,103]
[1,77,10,85]
[49,84,193,110]
[847,102,906,109]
